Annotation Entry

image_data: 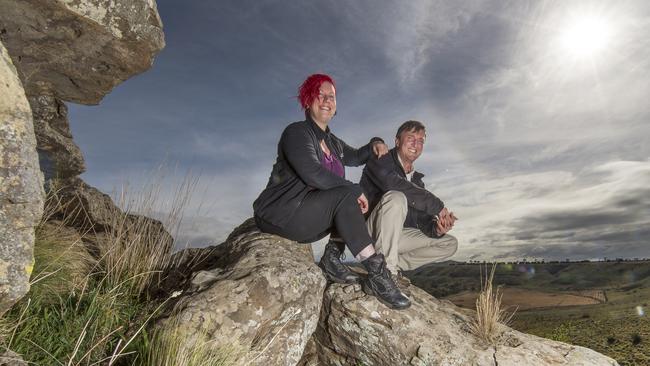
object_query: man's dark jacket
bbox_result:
[253,117,382,228]
[360,148,445,238]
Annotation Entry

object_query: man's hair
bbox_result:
[297,74,336,110]
[396,120,426,139]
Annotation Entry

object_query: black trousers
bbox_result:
[255,185,373,257]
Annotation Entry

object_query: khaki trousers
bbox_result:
[366,191,458,273]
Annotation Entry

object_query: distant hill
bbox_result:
[407,261,650,298]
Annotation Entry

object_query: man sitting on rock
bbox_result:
[360,120,458,291]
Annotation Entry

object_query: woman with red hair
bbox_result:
[253,74,410,309]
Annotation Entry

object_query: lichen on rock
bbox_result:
[0,40,44,316]
[156,219,326,366]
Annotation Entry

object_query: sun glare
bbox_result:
[559,16,613,59]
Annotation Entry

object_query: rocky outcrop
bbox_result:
[306,284,619,365]
[0,40,43,316]
[0,0,165,104]
[0,0,165,313]
[160,221,618,366]
[157,219,326,366]
[0,0,165,181]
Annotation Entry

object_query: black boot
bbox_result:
[392,270,412,297]
[361,253,411,310]
[318,241,361,284]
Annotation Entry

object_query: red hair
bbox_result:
[297,74,336,110]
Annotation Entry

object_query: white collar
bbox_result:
[397,154,415,180]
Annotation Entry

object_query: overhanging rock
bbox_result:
[0,0,165,104]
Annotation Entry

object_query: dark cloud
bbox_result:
[486,182,650,260]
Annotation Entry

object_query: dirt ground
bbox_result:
[446,288,605,311]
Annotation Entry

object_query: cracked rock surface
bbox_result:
[304,275,619,366]
[156,219,326,366]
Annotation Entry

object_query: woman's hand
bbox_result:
[357,193,369,214]
[372,141,389,158]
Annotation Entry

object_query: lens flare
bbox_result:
[636,306,645,316]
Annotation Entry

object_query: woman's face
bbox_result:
[308,81,337,125]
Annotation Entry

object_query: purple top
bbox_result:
[322,152,345,178]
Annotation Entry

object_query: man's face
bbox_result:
[395,129,425,165]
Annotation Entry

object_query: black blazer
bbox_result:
[253,117,381,228]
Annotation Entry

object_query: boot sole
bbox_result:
[319,264,361,285]
[362,281,411,310]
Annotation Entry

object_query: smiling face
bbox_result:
[308,81,337,126]
[395,128,426,166]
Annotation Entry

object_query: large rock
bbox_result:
[157,219,326,366]
[0,0,165,104]
[308,284,619,366]
[0,40,44,316]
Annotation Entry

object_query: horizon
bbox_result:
[67,0,650,262]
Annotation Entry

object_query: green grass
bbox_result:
[1,214,157,365]
[0,174,213,365]
[4,282,145,364]
[512,297,650,365]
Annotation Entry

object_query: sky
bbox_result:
[68,0,650,262]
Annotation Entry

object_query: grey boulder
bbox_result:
[157,219,326,366]
[0,40,43,316]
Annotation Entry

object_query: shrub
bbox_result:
[468,264,517,344]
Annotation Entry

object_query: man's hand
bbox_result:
[357,193,369,214]
[372,141,389,158]
[435,207,458,236]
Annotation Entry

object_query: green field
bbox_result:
[408,261,650,366]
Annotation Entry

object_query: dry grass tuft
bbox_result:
[142,316,243,366]
[469,264,517,345]
[100,171,198,296]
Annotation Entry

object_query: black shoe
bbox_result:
[361,253,411,310]
[318,241,361,284]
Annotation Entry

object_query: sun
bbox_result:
[559,16,613,59]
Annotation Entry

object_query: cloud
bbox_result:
[444,160,650,261]
[68,0,650,264]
